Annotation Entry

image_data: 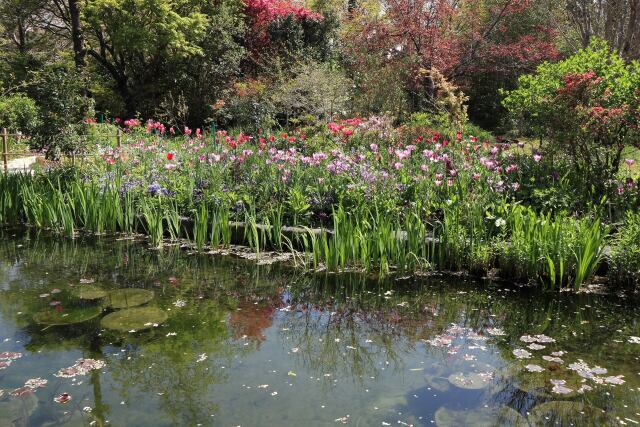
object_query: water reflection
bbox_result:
[0,229,638,426]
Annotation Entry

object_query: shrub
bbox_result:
[270,61,351,125]
[503,39,640,192]
[28,66,95,157]
[0,94,40,133]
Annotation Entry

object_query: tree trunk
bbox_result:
[68,0,85,68]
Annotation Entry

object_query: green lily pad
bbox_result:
[101,307,168,332]
[529,401,607,426]
[0,393,38,427]
[435,406,527,427]
[106,289,154,309]
[33,305,102,326]
[71,285,107,300]
[448,372,493,390]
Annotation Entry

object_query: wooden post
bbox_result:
[2,128,8,173]
[116,128,122,149]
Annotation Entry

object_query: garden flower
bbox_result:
[625,158,636,167]
[533,153,542,162]
[167,152,174,161]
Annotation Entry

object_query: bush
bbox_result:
[0,94,40,133]
[28,65,94,158]
[503,39,640,192]
[270,61,351,125]
[608,211,640,286]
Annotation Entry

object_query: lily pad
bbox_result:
[448,372,493,389]
[106,289,154,309]
[101,307,167,332]
[71,285,107,300]
[435,406,527,427]
[529,401,607,426]
[33,305,102,326]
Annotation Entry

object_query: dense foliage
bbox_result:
[503,39,640,191]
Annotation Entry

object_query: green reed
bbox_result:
[165,201,182,240]
[193,203,209,251]
[140,199,164,247]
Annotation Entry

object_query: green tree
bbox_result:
[82,0,208,115]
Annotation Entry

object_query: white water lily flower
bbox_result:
[513,349,532,359]
[628,336,640,344]
[486,328,506,336]
[604,375,625,385]
[577,384,593,393]
[542,355,564,364]
[528,343,545,350]
[519,335,537,343]
[173,299,186,308]
[525,364,545,372]
[550,379,573,394]
[534,334,556,343]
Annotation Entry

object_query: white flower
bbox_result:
[513,349,532,359]
[486,328,505,336]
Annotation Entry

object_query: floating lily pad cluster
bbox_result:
[33,282,167,332]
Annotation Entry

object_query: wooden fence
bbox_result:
[1,127,127,172]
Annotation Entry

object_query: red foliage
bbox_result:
[343,0,559,87]
[244,0,323,49]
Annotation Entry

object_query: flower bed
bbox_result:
[1,119,638,289]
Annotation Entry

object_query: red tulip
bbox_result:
[167,153,174,161]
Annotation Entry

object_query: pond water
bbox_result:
[0,230,638,426]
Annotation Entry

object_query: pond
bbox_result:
[0,230,638,426]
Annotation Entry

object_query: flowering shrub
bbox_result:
[503,39,640,192]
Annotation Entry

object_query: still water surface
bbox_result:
[0,230,638,426]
